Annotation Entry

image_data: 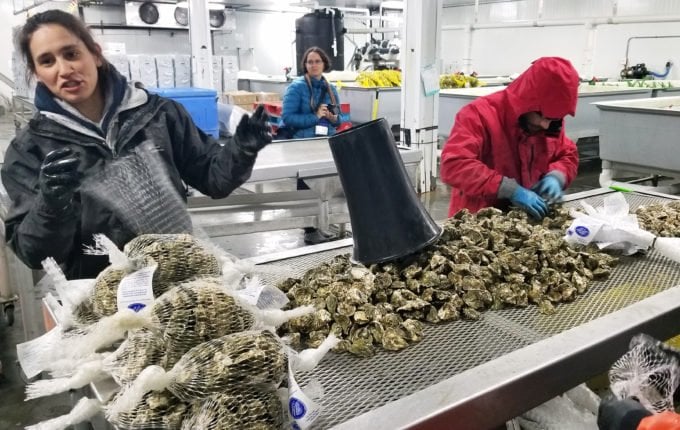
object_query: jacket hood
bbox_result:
[34,65,128,136]
[504,57,579,119]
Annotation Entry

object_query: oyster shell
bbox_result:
[277,204,617,356]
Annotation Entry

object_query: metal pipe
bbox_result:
[442,14,680,31]
[346,28,400,34]
[623,35,680,74]
[441,24,468,31]
[0,72,14,88]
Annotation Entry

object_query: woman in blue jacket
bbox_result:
[281,47,341,139]
[281,47,341,244]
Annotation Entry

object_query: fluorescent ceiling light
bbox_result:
[175,1,224,10]
[382,1,404,9]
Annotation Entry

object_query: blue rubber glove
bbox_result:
[510,186,549,220]
[532,175,563,203]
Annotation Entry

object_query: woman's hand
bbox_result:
[316,104,329,119]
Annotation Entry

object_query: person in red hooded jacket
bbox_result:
[440,57,580,219]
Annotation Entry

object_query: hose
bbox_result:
[649,61,673,78]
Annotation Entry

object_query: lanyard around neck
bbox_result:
[305,74,336,111]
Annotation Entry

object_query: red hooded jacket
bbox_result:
[440,57,580,216]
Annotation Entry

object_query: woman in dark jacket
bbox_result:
[1,10,272,279]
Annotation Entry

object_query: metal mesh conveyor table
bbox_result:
[248,188,680,429]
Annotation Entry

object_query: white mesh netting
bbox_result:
[609,334,680,413]
[79,141,192,236]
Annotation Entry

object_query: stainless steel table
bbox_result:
[438,85,654,142]
[594,96,680,182]
[247,188,680,429]
[237,78,290,95]
[12,95,35,131]
[43,188,680,429]
[338,84,402,128]
[189,137,423,237]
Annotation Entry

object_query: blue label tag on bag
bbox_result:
[117,265,156,312]
[288,364,322,429]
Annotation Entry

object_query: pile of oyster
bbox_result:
[277,208,618,357]
[635,201,680,237]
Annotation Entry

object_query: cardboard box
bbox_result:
[223,90,258,106]
[255,92,281,102]
[155,55,175,88]
[236,103,254,113]
[174,55,192,88]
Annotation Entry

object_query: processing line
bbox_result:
[33,189,680,430]
[245,188,680,429]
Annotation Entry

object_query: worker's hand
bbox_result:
[234,104,273,156]
[39,148,82,212]
[532,175,563,204]
[597,396,652,430]
[316,104,329,119]
[510,186,549,220]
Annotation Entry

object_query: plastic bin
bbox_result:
[147,87,219,138]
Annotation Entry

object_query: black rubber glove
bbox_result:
[234,104,273,156]
[597,396,652,430]
[510,185,549,220]
[39,148,82,211]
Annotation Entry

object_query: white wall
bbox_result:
[441,0,680,79]
[1,1,77,102]
[220,9,371,77]
[0,2,29,102]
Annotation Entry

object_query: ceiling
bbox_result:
[111,0,511,11]
[209,0,515,9]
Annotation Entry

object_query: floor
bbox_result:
[0,111,607,428]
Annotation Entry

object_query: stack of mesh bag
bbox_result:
[21,233,337,430]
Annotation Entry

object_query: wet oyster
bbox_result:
[636,202,680,237]
[181,388,285,430]
[277,206,617,356]
[109,390,188,430]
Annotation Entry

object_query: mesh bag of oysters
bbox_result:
[277,207,620,357]
[21,232,335,429]
[26,330,337,430]
[16,233,224,378]
[17,231,294,380]
[24,276,315,399]
[608,334,680,413]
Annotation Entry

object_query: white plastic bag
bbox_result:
[565,193,654,254]
[227,104,250,135]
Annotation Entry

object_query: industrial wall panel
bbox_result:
[541,0,612,20]
[617,0,680,16]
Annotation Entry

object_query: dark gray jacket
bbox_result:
[2,83,255,279]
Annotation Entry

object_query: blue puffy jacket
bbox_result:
[281,75,341,139]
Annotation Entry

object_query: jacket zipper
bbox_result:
[528,143,535,184]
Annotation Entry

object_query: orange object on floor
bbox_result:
[638,412,680,430]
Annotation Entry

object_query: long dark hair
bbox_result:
[17,9,110,82]
[301,46,332,74]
